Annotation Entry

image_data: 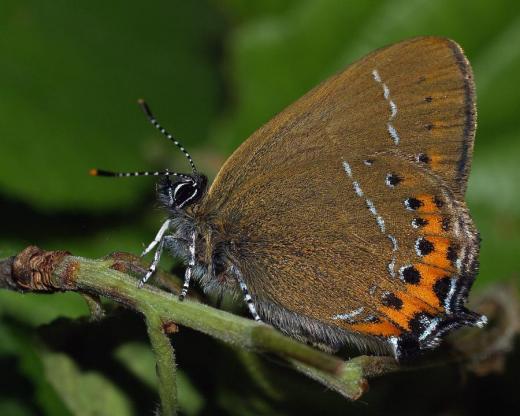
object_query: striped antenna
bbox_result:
[138,99,197,173]
[89,168,191,179]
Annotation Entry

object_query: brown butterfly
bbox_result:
[92,36,486,360]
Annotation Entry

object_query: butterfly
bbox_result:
[92,36,486,360]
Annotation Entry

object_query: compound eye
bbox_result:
[173,181,198,208]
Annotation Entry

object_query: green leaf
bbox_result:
[0,322,72,415]
[0,400,34,416]
[0,292,88,327]
[467,133,520,284]
[41,351,134,416]
[114,342,158,389]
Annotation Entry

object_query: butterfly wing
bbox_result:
[200,37,483,358]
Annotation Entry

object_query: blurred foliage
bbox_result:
[0,0,519,414]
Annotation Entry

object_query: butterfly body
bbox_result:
[95,36,486,359]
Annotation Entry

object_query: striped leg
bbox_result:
[179,231,196,300]
[141,219,171,257]
[138,239,165,288]
[231,266,261,322]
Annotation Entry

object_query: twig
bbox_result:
[145,312,178,416]
[0,246,368,402]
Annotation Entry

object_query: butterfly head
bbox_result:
[157,173,207,211]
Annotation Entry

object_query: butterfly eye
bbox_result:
[156,174,207,210]
[172,181,199,208]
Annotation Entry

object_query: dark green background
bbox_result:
[1,1,519,415]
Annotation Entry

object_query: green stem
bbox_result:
[144,311,178,416]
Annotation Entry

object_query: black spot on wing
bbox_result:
[382,292,403,310]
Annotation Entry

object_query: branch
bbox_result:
[0,246,517,408]
[0,246,368,401]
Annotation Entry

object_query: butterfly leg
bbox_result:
[138,239,165,288]
[230,266,262,322]
[141,219,172,257]
[179,230,196,300]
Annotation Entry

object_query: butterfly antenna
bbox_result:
[89,168,191,179]
[138,99,198,174]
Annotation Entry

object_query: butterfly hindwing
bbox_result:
[199,37,482,358]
